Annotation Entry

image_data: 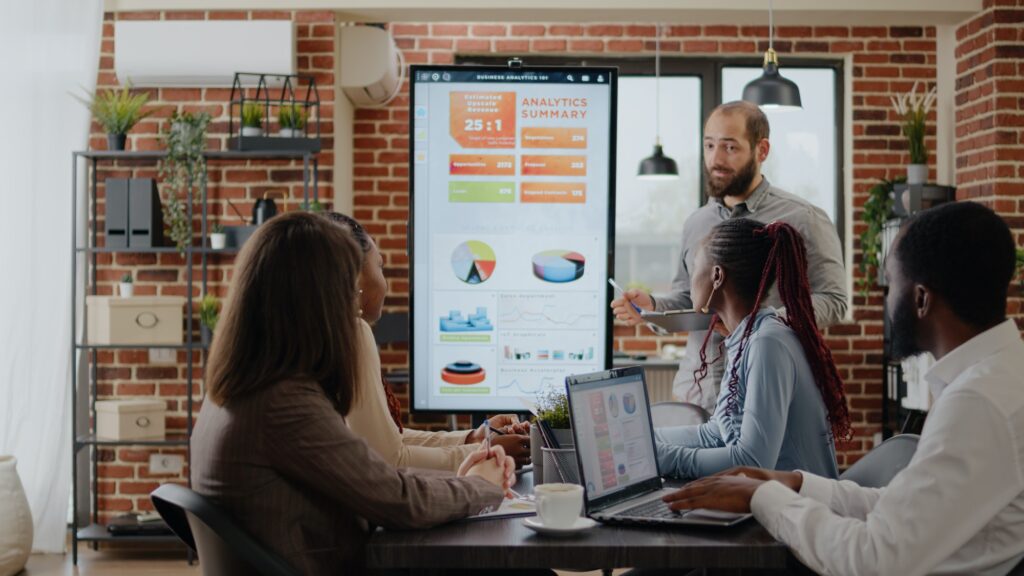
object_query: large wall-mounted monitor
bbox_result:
[409,64,618,413]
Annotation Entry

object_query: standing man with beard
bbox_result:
[612,100,847,411]
[657,202,1024,575]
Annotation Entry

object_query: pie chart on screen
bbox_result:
[532,250,586,283]
[451,240,496,285]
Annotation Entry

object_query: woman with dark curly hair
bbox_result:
[655,218,848,479]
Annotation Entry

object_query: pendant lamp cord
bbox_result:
[769,0,774,52]
[655,23,661,145]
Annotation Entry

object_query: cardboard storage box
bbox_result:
[86,296,185,345]
[96,400,166,440]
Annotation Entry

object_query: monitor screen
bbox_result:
[568,370,659,500]
[410,65,617,412]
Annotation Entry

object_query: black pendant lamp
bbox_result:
[638,23,679,180]
[743,0,802,110]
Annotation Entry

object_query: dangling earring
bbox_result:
[358,289,364,317]
[701,284,718,314]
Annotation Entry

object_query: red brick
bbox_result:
[456,39,491,52]
[704,25,738,37]
[471,25,506,37]
[569,40,605,52]
[511,25,546,36]
[549,25,583,36]
[207,11,247,20]
[533,39,567,52]
[586,25,623,37]
[496,40,530,52]
[683,40,719,53]
[431,24,468,36]
[391,24,428,36]
[608,40,644,52]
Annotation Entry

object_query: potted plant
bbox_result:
[199,293,220,347]
[74,83,153,151]
[278,103,307,138]
[158,110,211,255]
[890,81,937,185]
[241,102,264,137]
[119,273,134,298]
[858,176,902,296]
[209,223,226,250]
[306,198,325,214]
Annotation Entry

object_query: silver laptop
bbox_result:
[565,366,750,527]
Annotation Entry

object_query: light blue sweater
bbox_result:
[655,307,840,479]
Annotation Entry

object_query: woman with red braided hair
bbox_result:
[655,217,850,480]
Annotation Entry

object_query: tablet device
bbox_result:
[639,309,713,333]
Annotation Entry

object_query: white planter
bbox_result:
[906,163,928,185]
[278,127,301,138]
[0,456,33,576]
[119,283,134,298]
[241,126,263,137]
[209,233,226,250]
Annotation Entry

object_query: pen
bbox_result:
[483,418,492,459]
[488,426,507,436]
[608,278,643,315]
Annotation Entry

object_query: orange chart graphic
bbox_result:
[450,92,516,149]
[449,154,515,176]
[521,182,587,204]
[521,155,587,177]
[521,127,587,149]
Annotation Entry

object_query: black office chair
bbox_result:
[151,483,300,576]
[839,433,920,489]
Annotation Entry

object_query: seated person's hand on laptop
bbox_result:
[661,467,803,513]
[459,444,516,498]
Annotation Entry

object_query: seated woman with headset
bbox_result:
[655,218,849,480]
[190,212,517,575]
[327,212,531,471]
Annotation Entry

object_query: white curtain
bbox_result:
[0,0,103,553]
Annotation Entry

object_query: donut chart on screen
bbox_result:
[441,361,486,385]
[451,240,496,284]
[532,250,586,283]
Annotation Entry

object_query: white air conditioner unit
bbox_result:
[115,21,294,87]
[340,26,404,107]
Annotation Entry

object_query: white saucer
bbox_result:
[522,516,598,536]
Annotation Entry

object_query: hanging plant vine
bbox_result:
[858,176,903,297]
[158,110,211,254]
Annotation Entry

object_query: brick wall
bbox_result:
[360,22,940,466]
[89,9,336,523]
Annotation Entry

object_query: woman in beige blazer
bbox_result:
[328,212,532,471]
[191,212,516,576]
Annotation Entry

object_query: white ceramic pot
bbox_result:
[906,163,928,185]
[209,233,226,250]
[0,456,33,576]
[279,127,299,138]
[119,283,134,298]
[241,126,263,137]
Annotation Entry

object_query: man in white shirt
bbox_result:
[660,201,1024,575]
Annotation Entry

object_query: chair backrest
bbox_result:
[151,483,301,576]
[839,434,920,489]
[650,401,711,428]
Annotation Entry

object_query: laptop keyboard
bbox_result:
[619,498,681,519]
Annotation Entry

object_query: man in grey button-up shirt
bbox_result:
[612,101,847,411]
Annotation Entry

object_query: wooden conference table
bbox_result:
[366,471,811,573]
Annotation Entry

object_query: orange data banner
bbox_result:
[520,182,587,204]
[450,154,516,176]
[449,92,516,149]
[521,155,587,177]
[520,127,587,149]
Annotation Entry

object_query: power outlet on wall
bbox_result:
[148,348,176,365]
[149,453,184,475]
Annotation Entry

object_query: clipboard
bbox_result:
[639,309,713,333]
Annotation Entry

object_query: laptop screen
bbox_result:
[567,368,659,501]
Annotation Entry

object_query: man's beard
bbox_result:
[704,155,758,200]
[889,287,923,360]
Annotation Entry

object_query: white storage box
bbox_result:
[96,400,166,440]
[87,296,186,345]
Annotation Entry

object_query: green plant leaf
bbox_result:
[74,82,155,135]
[158,110,211,255]
[857,176,904,297]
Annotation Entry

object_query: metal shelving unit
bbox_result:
[70,149,318,563]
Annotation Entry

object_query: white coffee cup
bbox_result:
[534,483,584,529]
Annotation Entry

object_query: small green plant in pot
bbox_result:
[74,83,153,151]
[119,272,134,298]
[241,102,264,137]
[278,103,307,138]
[209,223,226,250]
[890,81,936,185]
[199,293,220,346]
